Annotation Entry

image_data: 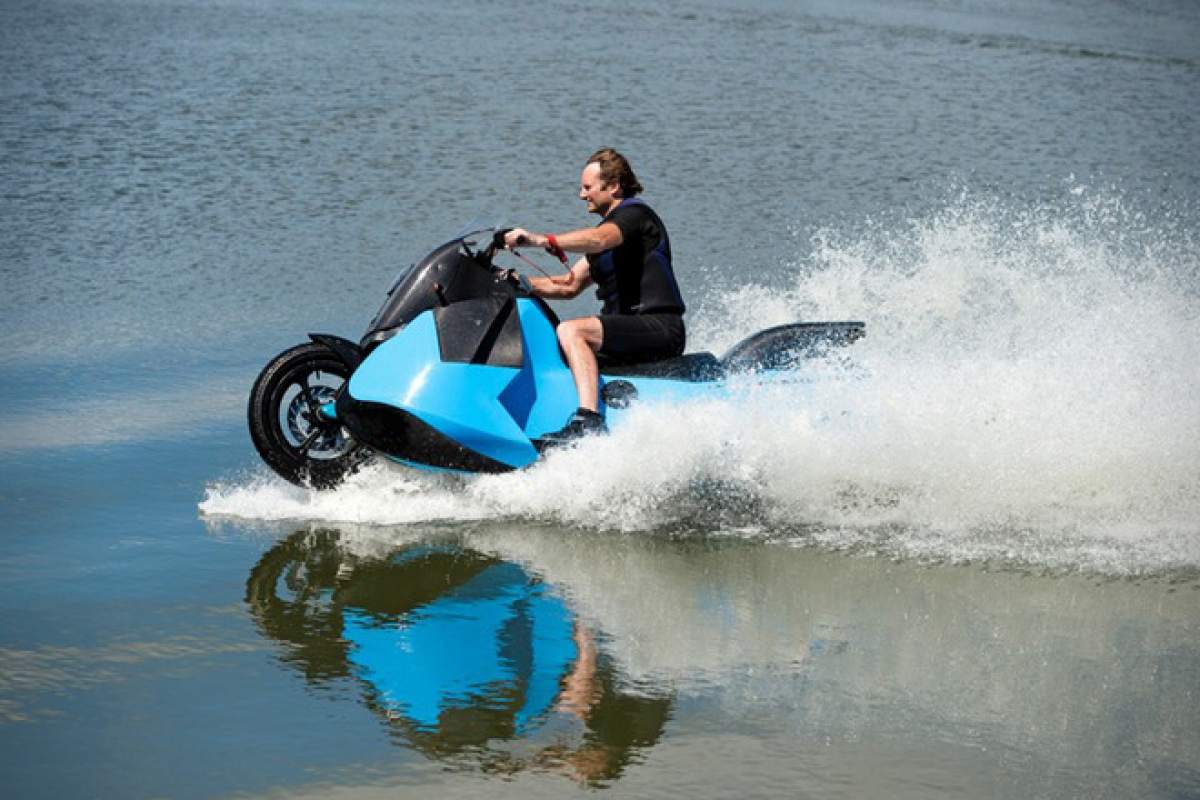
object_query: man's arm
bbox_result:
[505,223,623,255]
[528,256,593,299]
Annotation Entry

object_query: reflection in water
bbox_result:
[237,524,1200,797]
[245,529,671,784]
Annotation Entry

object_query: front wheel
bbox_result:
[248,342,366,489]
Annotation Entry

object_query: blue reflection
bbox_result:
[245,530,672,784]
[344,560,577,733]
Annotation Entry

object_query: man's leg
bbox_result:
[556,317,604,412]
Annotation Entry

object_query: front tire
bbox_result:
[248,342,366,489]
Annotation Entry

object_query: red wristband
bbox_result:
[545,234,568,264]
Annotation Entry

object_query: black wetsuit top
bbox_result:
[586,198,686,316]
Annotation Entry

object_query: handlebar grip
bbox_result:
[491,228,513,250]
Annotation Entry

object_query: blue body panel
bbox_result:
[347,298,731,470]
[511,299,579,439]
[348,312,537,467]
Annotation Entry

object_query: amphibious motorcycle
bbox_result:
[248,226,864,488]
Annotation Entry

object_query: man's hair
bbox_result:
[586,147,643,197]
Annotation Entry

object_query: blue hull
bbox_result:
[339,300,720,471]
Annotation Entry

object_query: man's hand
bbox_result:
[504,228,546,250]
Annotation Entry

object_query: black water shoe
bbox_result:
[541,408,608,447]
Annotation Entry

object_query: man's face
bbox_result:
[579,163,619,215]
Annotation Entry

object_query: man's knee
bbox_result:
[557,318,601,350]
[555,321,576,348]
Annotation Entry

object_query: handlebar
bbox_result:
[484,227,568,295]
[485,228,513,261]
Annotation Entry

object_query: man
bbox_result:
[504,148,686,443]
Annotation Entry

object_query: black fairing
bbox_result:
[721,322,865,372]
[360,238,505,351]
[335,393,512,473]
[435,295,523,368]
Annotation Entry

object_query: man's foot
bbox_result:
[541,408,608,447]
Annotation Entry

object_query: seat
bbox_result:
[598,352,723,382]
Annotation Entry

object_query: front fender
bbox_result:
[308,333,363,373]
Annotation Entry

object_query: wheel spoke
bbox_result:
[297,427,323,457]
[299,373,322,418]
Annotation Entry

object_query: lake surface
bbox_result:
[2,0,1199,797]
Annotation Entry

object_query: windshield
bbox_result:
[452,215,499,246]
[363,220,507,349]
[385,218,499,294]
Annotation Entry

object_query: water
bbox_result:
[3,0,1199,796]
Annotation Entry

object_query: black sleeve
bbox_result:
[604,204,650,244]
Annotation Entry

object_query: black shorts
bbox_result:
[597,313,686,364]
